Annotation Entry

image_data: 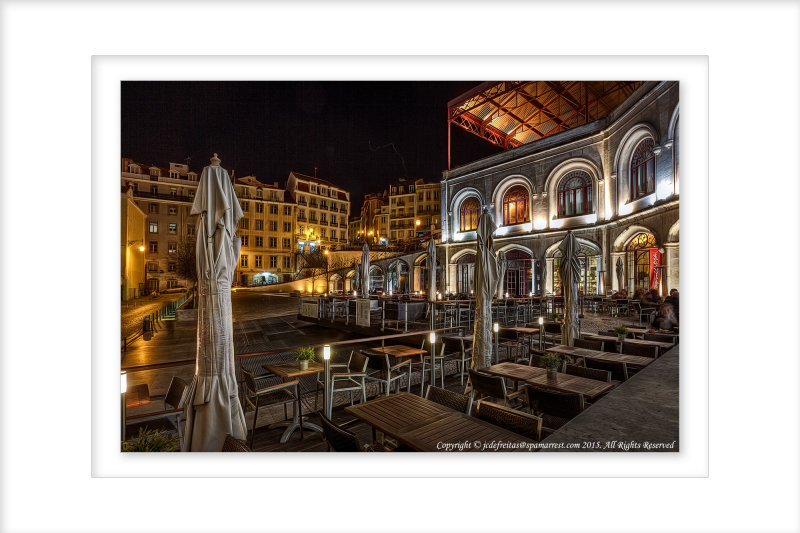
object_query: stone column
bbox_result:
[544,257,554,295]
[448,263,458,293]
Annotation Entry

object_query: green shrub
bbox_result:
[541,353,562,369]
[613,326,629,335]
[122,427,180,452]
[295,346,316,361]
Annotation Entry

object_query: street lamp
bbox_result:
[120,371,127,441]
[428,331,436,395]
[493,322,499,364]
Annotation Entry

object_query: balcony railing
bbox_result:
[297,199,307,206]
[133,190,193,204]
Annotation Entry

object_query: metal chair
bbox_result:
[475,400,542,441]
[241,368,302,448]
[442,336,472,387]
[524,385,585,432]
[315,350,369,411]
[425,385,470,413]
[124,376,188,447]
[363,351,412,396]
[466,369,524,415]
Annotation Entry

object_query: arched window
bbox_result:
[459,197,480,232]
[502,185,529,226]
[503,249,532,297]
[630,138,656,200]
[625,232,659,292]
[557,171,593,217]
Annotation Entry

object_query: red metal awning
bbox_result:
[447,81,643,167]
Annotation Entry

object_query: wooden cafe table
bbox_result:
[546,344,654,369]
[345,392,536,452]
[262,361,326,442]
[483,362,613,401]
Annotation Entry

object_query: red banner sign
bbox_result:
[649,248,661,289]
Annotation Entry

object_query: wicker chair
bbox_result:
[622,342,659,358]
[221,434,251,452]
[585,359,629,382]
[425,385,470,413]
[564,363,611,383]
[466,369,524,415]
[241,368,302,448]
[319,414,375,452]
[475,401,542,441]
[363,351,412,396]
[524,385,585,432]
[442,336,473,387]
[644,332,676,344]
[574,338,604,352]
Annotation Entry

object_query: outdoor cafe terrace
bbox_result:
[122,293,678,452]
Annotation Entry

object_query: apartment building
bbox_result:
[286,171,351,252]
[388,178,441,243]
[233,175,296,285]
[121,159,200,294]
[359,190,388,243]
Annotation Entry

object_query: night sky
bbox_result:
[121,81,503,212]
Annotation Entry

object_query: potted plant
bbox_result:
[542,353,562,380]
[122,426,180,452]
[295,346,316,370]
[613,326,629,344]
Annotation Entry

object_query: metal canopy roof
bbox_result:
[447,81,643,155]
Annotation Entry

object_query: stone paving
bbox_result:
[120,292,189,341]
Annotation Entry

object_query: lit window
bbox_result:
[630,138,656,200]
[502,185,529,226]
[459,197,480,232]
[149,222,158,233]
[168,223,177,234]
[557,171,593,217]
[168,242,177,254]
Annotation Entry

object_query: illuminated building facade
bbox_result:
[441,81,679,297]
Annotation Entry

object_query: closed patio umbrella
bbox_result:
[182,154,247,452]
[616,256,624,294]
[558,231,581,347]
[360,243,370,296]
[470,208,500,372]
[352,260,360,294]
[426,238,437,303]
[496,250,507,299]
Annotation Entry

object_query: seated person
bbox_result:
[651,303,679,331]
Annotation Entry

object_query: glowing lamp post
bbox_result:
[323,345,332,418]
[120,371,127,441]
[538,316,544,351]
[493,322,499,364]
[428,331,436,395]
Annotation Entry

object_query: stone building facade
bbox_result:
[439,81,679,297]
